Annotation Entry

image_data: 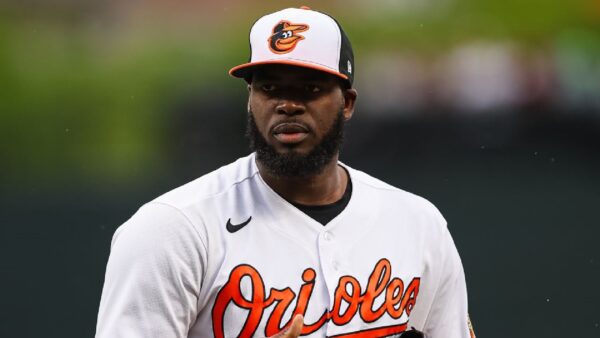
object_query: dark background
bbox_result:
[1,1,599,337]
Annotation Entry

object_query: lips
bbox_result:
[272,122,310,144]
[273,122,309,134]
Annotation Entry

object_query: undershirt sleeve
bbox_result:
[95,202,206,338]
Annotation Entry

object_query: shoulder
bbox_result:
[112,154,258,251]
[109,201,207,280]
[151,153,259,210]
[344,163,447,228]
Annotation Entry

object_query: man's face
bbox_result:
[246,64,357,177]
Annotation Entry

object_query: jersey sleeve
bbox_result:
[95,202,207,338]
[422,225,471,338]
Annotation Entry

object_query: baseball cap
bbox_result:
[229,6,355,86]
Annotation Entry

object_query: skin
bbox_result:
[248,64,358,206]
[271,314,304,338]
[248,64,357,337]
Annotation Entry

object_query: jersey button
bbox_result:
[323,231,332,241]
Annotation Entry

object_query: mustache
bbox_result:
[246,110,314,134]
[246,108,346,178]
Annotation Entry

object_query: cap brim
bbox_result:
[229,60,348,82]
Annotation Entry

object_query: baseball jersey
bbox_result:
[96,153,470,338]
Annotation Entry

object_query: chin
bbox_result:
[266,132,315,152]
[273,144,313,156]
[247,111,344,177]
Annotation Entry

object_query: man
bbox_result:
[96,6,473,338]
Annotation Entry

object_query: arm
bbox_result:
[95,202,206,338]
[422,227,471,338]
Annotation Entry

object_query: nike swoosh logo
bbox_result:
[226,216,252,233]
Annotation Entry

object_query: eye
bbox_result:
[304,84,321,93]
[284,31,292,38]
[261,84,277,92]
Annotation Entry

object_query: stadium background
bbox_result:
[1,1,599,337]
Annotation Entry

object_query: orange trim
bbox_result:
[328,323,408,338]
[229,60,348,80]
[468,315,476,338]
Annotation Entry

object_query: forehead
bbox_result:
[251,64,338,84]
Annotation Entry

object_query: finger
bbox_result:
[286,314,304,337]
[271,314,304,338]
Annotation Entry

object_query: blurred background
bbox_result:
[1,0,599,337]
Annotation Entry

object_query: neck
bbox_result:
[257,154,348,206]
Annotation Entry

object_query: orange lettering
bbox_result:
[264,288,295,335]
[211,259,420,337]
[385,278,405,318]
[295,268,316,316]
[360,259,391,322]
[332,276,362,325]
[296,269,330,335]
[400,278,420,316]
[211,264,267,338]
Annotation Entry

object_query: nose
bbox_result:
[276,99,305,116]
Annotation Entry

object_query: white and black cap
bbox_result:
[229,6,355,86]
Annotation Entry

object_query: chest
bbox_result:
[199,216,428,338]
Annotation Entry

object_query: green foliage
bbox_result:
[0,19,245,184]
[0,1,597,185]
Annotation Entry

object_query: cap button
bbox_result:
[300,5,311,10]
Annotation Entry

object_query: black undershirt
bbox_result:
[290,173,352,226]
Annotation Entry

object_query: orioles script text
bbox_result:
[211,258,420,337]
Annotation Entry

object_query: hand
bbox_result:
[269,314,304,338]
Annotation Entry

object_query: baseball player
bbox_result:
[96,6,474,338]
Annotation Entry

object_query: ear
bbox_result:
[342,88,357,121]
[246,84,253,113]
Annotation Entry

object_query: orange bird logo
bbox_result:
[268,20,309,54]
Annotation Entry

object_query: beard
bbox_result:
[246,108,345,178]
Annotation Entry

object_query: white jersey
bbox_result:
[96,153,470,338]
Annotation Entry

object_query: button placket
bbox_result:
[317,230,339,312]
[332,260,341,271]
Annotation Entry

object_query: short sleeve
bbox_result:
[95,202,207,338]
[422,227,471,338]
